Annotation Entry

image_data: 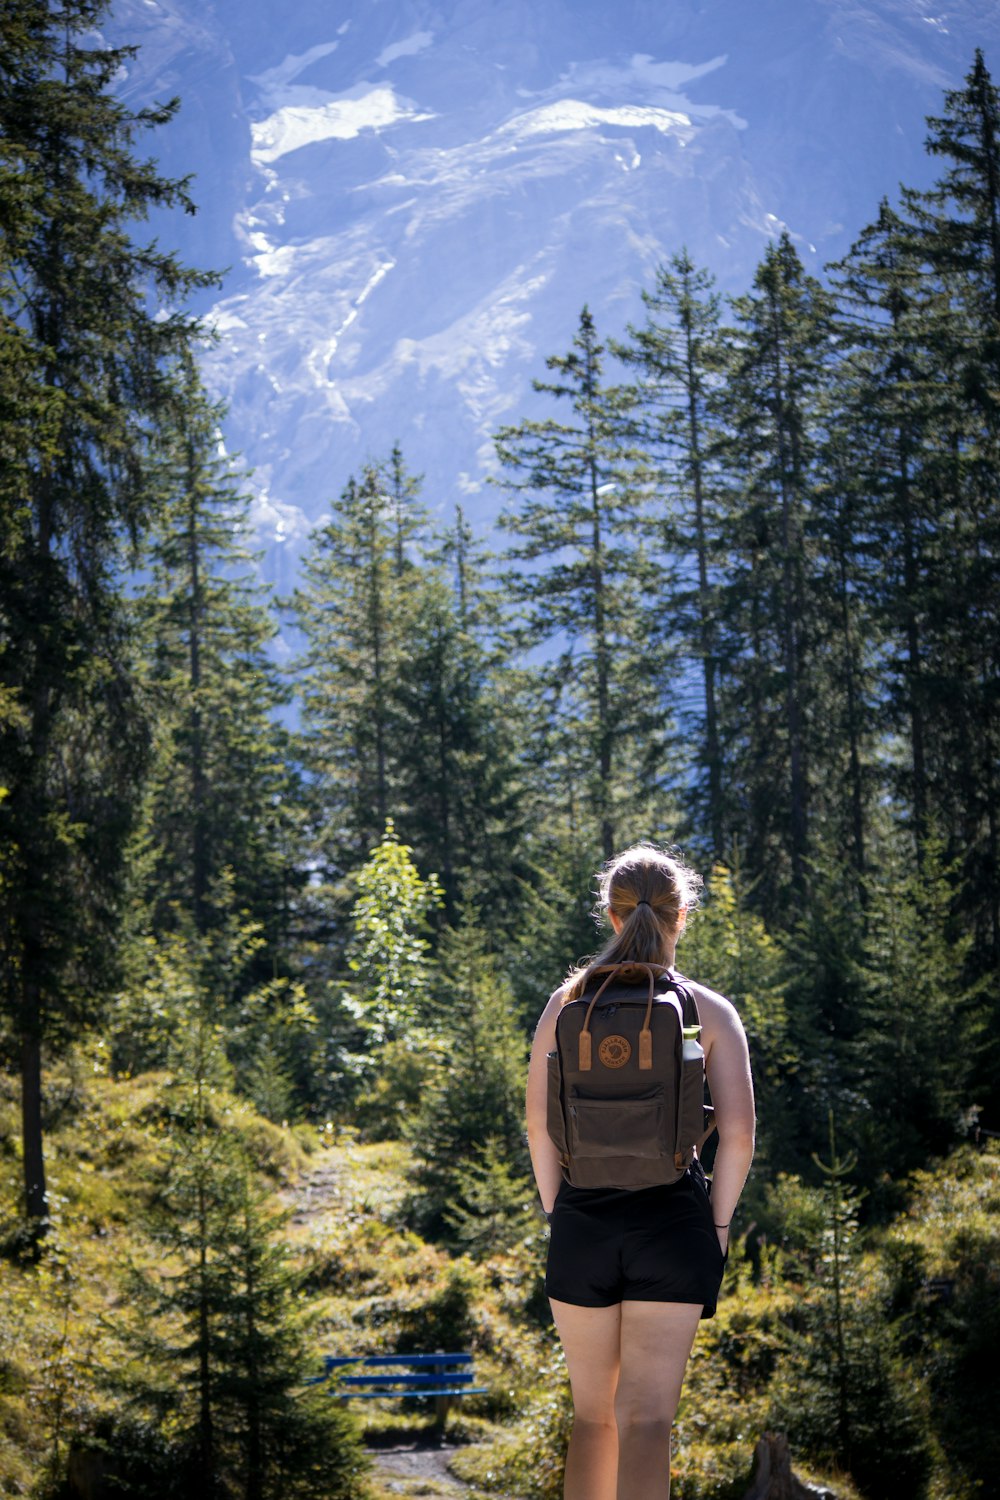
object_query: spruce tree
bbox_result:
[852,837,978,1191]
[293,456,425,881]
[828,199,956,865]
[899,50,1000,983]
[123,973,366,1500]
[0,0,210,1231]
[773,1117,931,1500]
[322,821,442,1129]
[715,235,837,916]
[135,356,298,955]
[393,510,529,926]
[406,913,529,1241]
[617,252,729,857]
[496,306,672,864]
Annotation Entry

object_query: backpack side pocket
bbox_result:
[546,1050,569,1161]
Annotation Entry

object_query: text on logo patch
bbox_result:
[598,1035,632,1069]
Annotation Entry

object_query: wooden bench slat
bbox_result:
[311,1351,486,1420]
[340,1373,477,1389]
[323,1353,473,1370]
[335,1386,489,1401]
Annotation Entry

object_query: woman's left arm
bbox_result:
[699,987,756,1254]
[525,989,567,1216]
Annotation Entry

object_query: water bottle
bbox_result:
[682,1025,704,1062]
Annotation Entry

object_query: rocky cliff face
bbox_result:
[108,0,1000,583]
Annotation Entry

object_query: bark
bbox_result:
[682,303,723,857]
[742,1432,841,1500]
[21,1028,48,1228]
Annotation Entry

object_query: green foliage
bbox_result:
[770,1118,932,1500]
[496,305,676,863]
[405,915,530,1241]
[134,354,299,954]
[714,234,838,913]
[853,836,980,1191]
[108,901,318,1122]
[443,1138,537,1260]
[318,823,443,1131]
[117,1008,370,1500]
[0,0,213,1227]
[616,250,730,857]
[883,1144,1000,1500]
[680,860,796,1181]
[292,455,426,880]
[346,821,443,1041]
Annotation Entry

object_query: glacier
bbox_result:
[107,0,1000,583]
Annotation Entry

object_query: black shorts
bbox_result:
[545,1166,727,1317]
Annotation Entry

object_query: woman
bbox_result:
[526,843,755,1500]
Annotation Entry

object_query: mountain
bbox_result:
[108,0,1000,587]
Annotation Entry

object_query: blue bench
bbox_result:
[310,1351,487,1430]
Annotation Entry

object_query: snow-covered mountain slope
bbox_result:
[109,0,1000,583]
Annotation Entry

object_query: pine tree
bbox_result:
[852,835,979,1190]
[122,975,366,1500]
[898,50,1000,982]
[715,235,837,915]
[0,0,211,1232]
[321,821,442,1129]
[293,456,425,881]
[773,1116,931,1500]
[393,510,529,926]
[135,356,298,954]
[406,913,529,1240]
[496,306,672,864]
[828,199,956,866]
[617,252,729,857]
[679,857,797,1178]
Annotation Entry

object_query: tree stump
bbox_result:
[742,1432,840,1500]
[65,1444,113,1500]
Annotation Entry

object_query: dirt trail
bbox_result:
[366,1433,475,1497]
[284,1148,519,1500]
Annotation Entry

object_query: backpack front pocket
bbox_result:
[568,1089,666,1160]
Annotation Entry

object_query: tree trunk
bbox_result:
[186,455,208,929]
[684,313,724,857]
[742,1432,841,1500]
[768,297,808,897]
[21,1027,48,1230]
[898,447,927,853]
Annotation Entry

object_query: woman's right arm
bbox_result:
[699,985,756,1254]
[525,988,566,1216]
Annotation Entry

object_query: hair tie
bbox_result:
[636,899,651,908]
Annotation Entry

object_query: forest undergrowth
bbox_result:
[1,1052,997,1500]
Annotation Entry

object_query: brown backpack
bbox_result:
[546,963,716,1190]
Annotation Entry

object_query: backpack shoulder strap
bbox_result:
[672,973,701,1029]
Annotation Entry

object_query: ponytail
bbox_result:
[562,843,702,1002]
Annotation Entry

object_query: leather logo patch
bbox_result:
[598,1035,632,1069]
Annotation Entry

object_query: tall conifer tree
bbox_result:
[0,0,210,1230]
[828,200,950,872]
[715,235,836,914]
[136,357,297,954]
[617,252,728,856]
[393,509,528,923]
[496,306,671,863]
[899,50,1000,976]
[293,457,424,880]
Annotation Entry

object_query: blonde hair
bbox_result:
[563,843,703,1002]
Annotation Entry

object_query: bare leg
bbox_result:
[614,1301,702,1500]
[549,1300,622,1500]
